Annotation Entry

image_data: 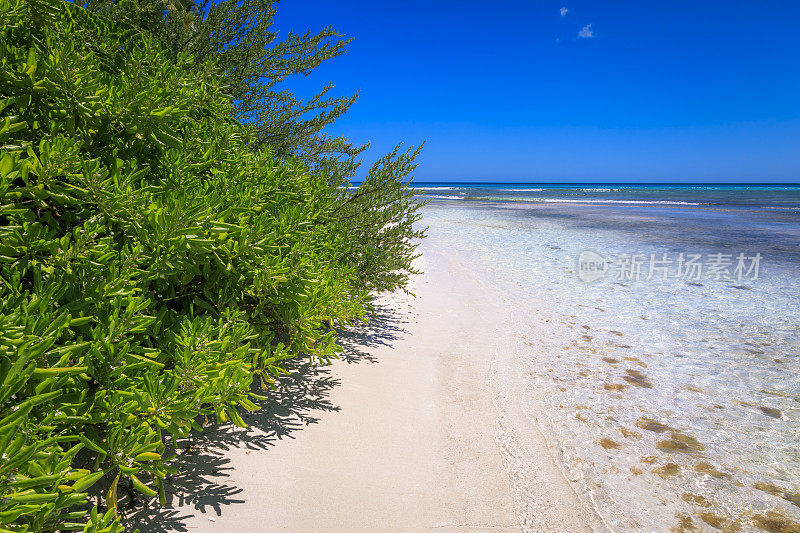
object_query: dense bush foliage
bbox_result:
[85,0,428,294]
[0,0,424,530]
[86,0,363,164]
[83,0,427,294]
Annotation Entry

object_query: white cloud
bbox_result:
[560,7,568,16]
[578,24,593,38]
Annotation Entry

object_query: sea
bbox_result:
[414,183,800,532]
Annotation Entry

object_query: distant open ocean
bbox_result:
[415,183,800,531]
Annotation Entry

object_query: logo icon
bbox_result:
[577,250,608,283]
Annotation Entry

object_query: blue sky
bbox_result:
[274,1,800,183]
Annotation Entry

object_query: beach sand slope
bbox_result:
[157,241,594,532]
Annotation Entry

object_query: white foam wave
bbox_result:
[527,198,704,205]
[425,194,466,200]
[472,197,707,206]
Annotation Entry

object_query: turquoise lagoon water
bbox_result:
[418,184,800,532]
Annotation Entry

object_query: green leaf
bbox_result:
[133,452,161,462]
[7,491,59,504]
[129,474,157,497]
[71,470,106,493]
[31,367,89,379]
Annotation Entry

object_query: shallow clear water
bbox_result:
[420,185,800,532]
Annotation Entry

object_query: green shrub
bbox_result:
[84,0,429,295]
[0,0,421,530]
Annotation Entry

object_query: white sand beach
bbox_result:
[10,3,799,531]
[142,237,597,532]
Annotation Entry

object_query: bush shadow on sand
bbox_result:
[124,301,408,532]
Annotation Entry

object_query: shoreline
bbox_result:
[148,239,596,532]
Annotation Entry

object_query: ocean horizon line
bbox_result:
[406,181,800,187]
[349,180,800,188]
